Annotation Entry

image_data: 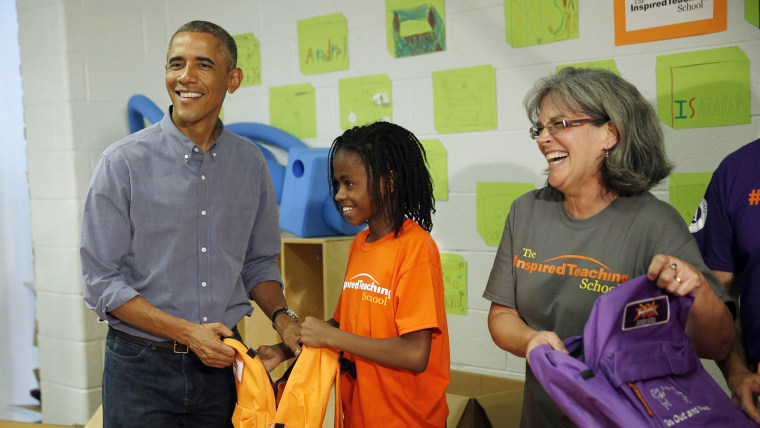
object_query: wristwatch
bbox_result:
[271,306,299,327]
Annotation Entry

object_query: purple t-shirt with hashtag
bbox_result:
[691,138,760,366]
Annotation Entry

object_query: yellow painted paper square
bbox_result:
[298,13,349,75]
[420,139,448,201]
[338,74,392,130]
[233,32,261,87]
[433,65,497,134]
[669,173,713,224]
[505,0,579,48]
[477,182,535,246]
[269,83,316,139]
[441,253,467,315]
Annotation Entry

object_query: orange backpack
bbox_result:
[223,338,342,428]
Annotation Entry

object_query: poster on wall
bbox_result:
[298,13,349,75]
[476,182,535,246]
[669,173,712,224]
[420,139,448,201]
[441,253,467,316]
[269,83,317,139]
[338,74,392,130]
[504,0,578,48]
[386,0,446,57]
[614,0,726,45]
[656,46,750,129]
[232,32,261,87]
[747,0,760,29]
[432,65,497,134]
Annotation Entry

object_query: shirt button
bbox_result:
[202,316,208,322]
[184,154,189,159]
[201,282,207,287]
[212,152,217,157]
[201,175,206,180]
[201,210,207,215]
[193,147,199,152]
[201,247,207,252]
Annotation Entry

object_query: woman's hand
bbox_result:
[647,254,704,296]
[526,330,567,366]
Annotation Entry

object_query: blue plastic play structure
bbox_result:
[126,94,364,237]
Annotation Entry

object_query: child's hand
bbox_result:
[256,343,288,373]
[299,316,336,348]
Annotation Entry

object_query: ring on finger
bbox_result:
[669,263,677,270]
[676,276,681,284]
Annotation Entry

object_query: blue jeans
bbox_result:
[103,328,236,428]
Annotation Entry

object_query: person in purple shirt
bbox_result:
[691,138,760,424]
[81,21,301,427]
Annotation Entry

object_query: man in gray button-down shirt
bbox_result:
[81,21,301,427]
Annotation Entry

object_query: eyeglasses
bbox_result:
[529,118,599,139]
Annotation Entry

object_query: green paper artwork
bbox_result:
[504,0,579,48]
[298,13,349,75]
[269,84,317,139]
[232,32,261,87]
[433,65,497,134]
[477,182,535,246]
[441,253,467,316]
[656,46,750,129]
[386,0,446,58]
[338,74,392,130]
[420,139,448,201]
[669,173,713,224]
[557,59,620,75]
[746,0,759,28]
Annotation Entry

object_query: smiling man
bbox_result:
[81,21,301,428]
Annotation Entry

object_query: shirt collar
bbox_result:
[160,106,225,162]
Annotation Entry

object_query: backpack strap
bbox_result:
[273,346,342,427]
[222,337,278,428]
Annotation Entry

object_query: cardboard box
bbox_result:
[446,370,524,428]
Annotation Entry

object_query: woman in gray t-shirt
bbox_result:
[483,67,735,428]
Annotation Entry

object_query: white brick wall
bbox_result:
[17,0,760,424]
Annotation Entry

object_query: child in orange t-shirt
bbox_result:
[298,121,451,427]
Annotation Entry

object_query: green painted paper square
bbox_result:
[233,32,261,87]
[386,0,446,58]
[433,65,497,134]
[441,253,467,315]
[269,83,316,139]
[420,139,448,201]
[298,13,349,75]
[477,182,535,246]
[338,74,392,130]
[656,46,750,129]
[746,0,760,28]
[669,173,713,224]
[504,0,578,48]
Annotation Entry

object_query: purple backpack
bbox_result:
[530,275,753,427]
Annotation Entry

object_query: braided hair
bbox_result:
[328,121,435,236]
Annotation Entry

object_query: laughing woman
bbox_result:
[483,67,735,428]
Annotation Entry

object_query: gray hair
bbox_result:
[524,67,673,196]
[169,21,237,71]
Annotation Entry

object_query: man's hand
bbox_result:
[727,370,760,424]
[274,315,302,358]
[185,323,236,368]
